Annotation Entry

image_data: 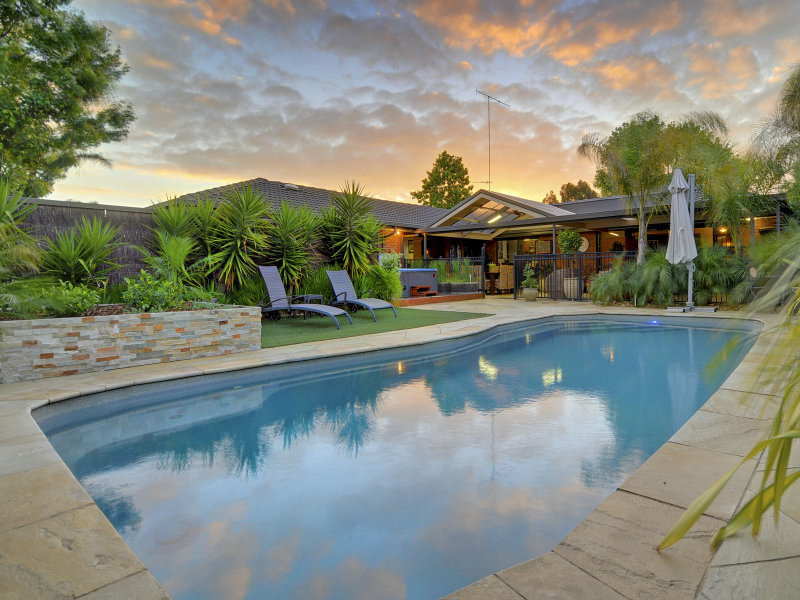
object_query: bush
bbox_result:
[42,217,121,285]
[557,228,583,253]
[122,270,181,312]
[363,263,402,301]
[521,265,539,289]
[49,282,101,316]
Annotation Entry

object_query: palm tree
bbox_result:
[578,111,729,264]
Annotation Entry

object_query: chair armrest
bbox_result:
[363,289,373,298]
[332,291,348,302]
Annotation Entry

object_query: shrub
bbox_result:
[521,265,539,289]
[557,228,583,253]
[122,270,181,312]
[42,217,121,285]
[363,263,402,301]
[49,282,101,316]
[295,264,334,301]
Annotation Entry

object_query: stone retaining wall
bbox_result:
[0,307,261,384]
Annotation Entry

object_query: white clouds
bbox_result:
[55,0,800,206]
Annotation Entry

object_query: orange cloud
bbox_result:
[686,43,759,99]
[594,56,677,92]
[143,56,176,70]
[703,0,776,37]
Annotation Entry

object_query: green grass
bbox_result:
[261,307,492,348]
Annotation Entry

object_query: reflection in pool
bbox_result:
[38,318,757,599]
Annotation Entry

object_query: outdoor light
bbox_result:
[608,231,620,237]
[719,226,728,233]
[487,214,502,224]
[394,227,400,235]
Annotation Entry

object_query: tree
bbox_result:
[559,180,597,202]
[578,110,728,263]
[0,0,134,196]
[541,190,557,204]
[411,151,473,208]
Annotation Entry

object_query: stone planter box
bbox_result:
[0,306,261,384]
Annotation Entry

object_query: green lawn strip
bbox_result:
[261,307,492,348]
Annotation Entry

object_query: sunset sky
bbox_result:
[53,0,800,207]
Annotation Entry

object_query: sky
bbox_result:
[52,0,800,207]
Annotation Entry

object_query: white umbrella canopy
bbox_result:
[665,168,697,265]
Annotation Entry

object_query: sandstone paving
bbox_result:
[0,463,92,533]
[669,409,771,456]
[702,389,780,421]
[619,442,758,521]
[554,490,722,600]
[0,432,62,477]
[442,574,523,600]
[698,557,800,600]
[0,505,146,599]
[496,552,627,600]
[78,570,170,600]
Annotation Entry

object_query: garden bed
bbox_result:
[0,306,261,384]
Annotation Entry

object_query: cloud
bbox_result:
[702,0,777,37]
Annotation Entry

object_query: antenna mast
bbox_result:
[476,89,510,191]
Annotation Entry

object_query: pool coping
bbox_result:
[0,299,796,599]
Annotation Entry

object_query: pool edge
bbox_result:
[0,300,789,600]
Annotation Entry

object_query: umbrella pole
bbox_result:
[686,174,696,310]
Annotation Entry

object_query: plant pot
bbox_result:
[563,277,581,300]
[522,288,539,301]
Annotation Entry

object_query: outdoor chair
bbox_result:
[325,270,398,321]
[258,266,352,329]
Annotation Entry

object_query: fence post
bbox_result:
[577,251,583,301]
[480,244,486,293]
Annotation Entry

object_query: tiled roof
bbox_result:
[177,177,448,229]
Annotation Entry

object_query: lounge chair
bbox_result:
[325,269,398,321]
[258,266,352,329]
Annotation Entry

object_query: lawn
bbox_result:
[261,307,491,348]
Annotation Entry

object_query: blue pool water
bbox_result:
[38,317,758,600]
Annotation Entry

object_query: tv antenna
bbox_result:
[476,89,510,191]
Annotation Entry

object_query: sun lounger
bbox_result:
[325,269,398,321]
[259,266,352,329]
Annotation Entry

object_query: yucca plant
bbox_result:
[208,185,270,291]
[42,217,121,285]
[660,227,800,551]
[137,231,202,287]
[589,257,628,305]
[151,198,195,238]
[263,201,320,293]
[320,181,383,277]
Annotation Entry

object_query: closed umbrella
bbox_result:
[665,169,697,264]
[666,168,697,309]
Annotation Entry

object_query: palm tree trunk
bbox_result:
[637,217,647,264]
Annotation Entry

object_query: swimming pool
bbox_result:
[36,316,759,600]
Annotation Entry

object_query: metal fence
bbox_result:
[402,256,485,292]
[512,251,637,300]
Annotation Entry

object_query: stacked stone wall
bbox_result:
[0,307,261,384]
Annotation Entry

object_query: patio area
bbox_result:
[0,298,797,599]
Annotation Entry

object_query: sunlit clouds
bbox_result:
[55,0,800,206]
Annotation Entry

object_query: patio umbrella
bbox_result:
[666,169,697,308]
[665,169,697,264]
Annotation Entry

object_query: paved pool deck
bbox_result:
[0,298,797,599]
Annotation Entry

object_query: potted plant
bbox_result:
[487,262,499,274]
[521,264,540,301]
[558,228,583,299]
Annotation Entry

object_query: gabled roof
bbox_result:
[177,177,448,229]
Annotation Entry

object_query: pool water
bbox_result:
[38,317,758,600]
